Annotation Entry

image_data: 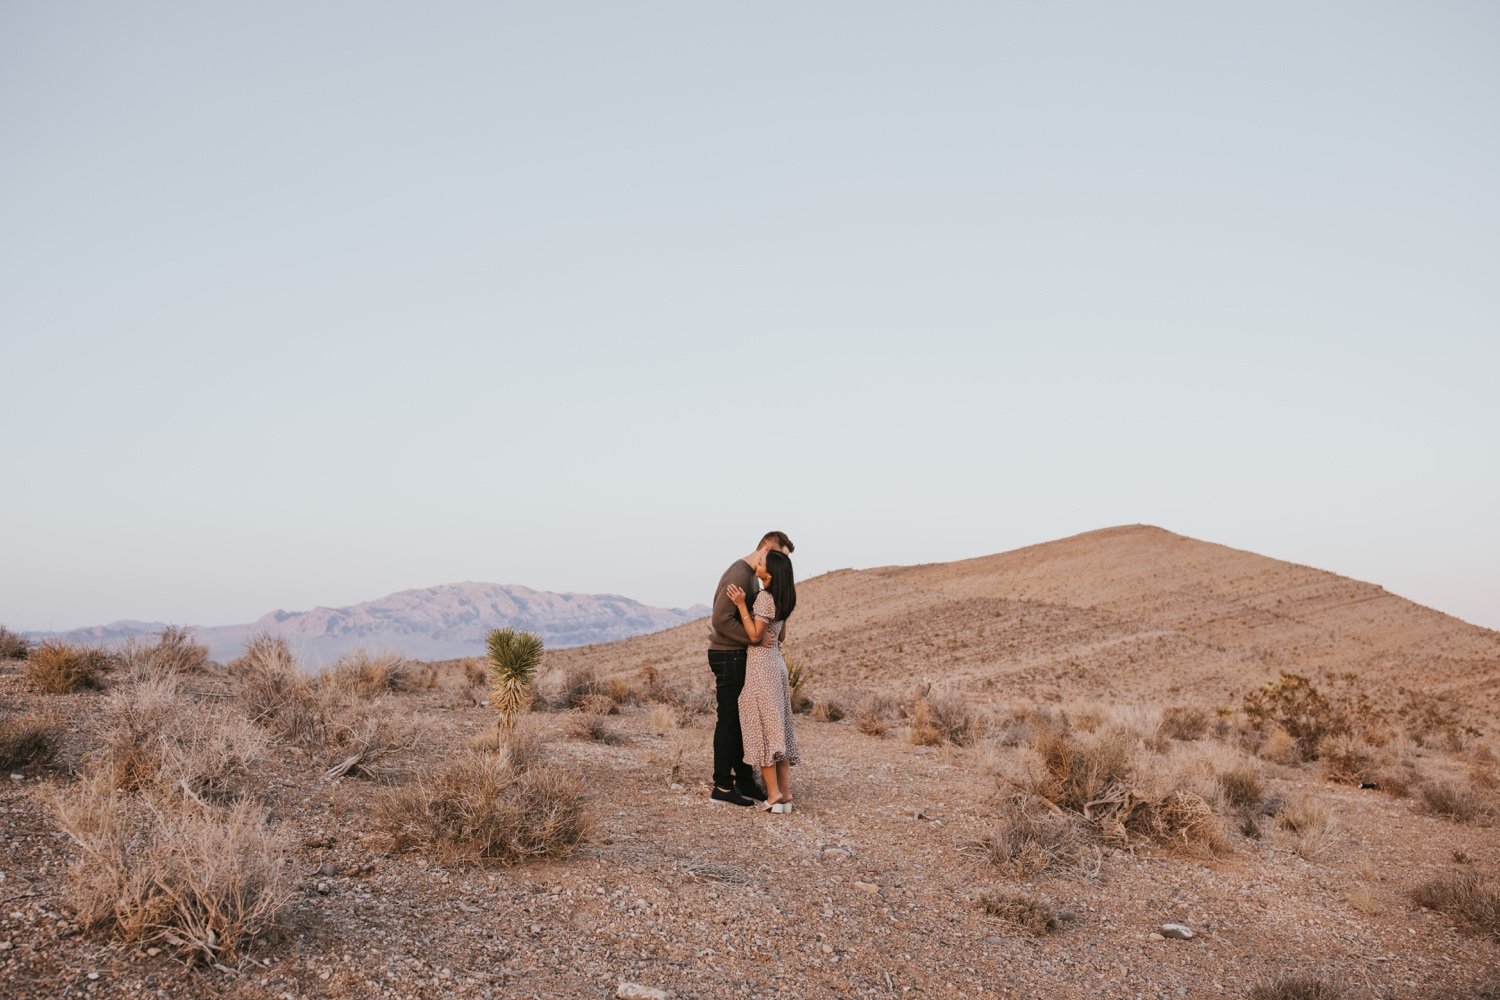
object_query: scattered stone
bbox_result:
[853,881,879,894]
[318,862,338,877]
[8,774,21,783]
[316,882,330,895]
[1161,924,1195,940]
[1148,933,1166,941]
[821,943,834,955]
[87,972,99,981]
[822,848,851,862]
[145,947,160,957]
[669,783,685,792]
[0,941,11,951]
[617,983,669,1000]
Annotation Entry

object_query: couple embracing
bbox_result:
[707,531,800,814]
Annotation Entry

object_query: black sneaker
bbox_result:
[711,786,755,807]
[736,783,768,802]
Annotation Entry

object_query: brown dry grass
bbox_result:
[49,772,292,963]
[909,693,981,747]
[567,711,623,745]
[232,633,322,743]
[379,745,589,866]
[0,624,33,660]
[26,640,113,693]
[0,706,63,770]
[320,649,410,699]
[1130,788,1228,857]
[1419,779,1494,824]
[1217,764,1266,809]
[974,887,1062,934]
[1032,726,1136,813]
[1277,795,1340,861]
[972,795,1092,878]
[1247,974,1347,1000]
[1410,872,1500,939]
[1158,705,1211,741]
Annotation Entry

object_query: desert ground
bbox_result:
[2,526,1497,999]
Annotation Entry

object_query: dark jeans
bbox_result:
[708,649,757,790]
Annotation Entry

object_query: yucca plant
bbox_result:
[487,628,544,729]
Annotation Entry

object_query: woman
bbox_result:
[726,548,800,814]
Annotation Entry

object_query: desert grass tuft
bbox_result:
[1032,726,1136,813]
[26,640,113,693]
[231,633,321,744]
[0,624,33,660]
[0,707,64,771]
[1246,974,1347,1000]
[974,887,1062,934]
[1158,705,1211,741]
[1131,788,1228,857]
[972,796,1092,878]
[1419,779,1493,824]
[909,693,982,747]
[854,694,900,737]
[49,773,292,963]
[319,649,409,699]
[811,698,846,723]
[1410,872,1500,939]
[1217,764,1266,810]
[567,712,623,745]
[1277,794,1340,861]
[379,747,588,866]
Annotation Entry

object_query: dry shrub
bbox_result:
[909,694,981,747]
[1318,733,1382,785]
[811,698,846,723]
[1217,764,1266,810]
[554,666,612,711]
[854,694,900,737]
[974,887,1061,934]
[973,796,1091,878]
[1277,794,1339,861]
[379,747,588,865]
[50,774,292,963]
[567,712,623,745]
[1260,725,1300,764]
[1130,789,1228,857]
[1410,872,1500,939]
[319,649,408,699]
[1419,779,1493,823]
[646,702,681,735]
[1247,975,1346,1000]
[90,677,268,803]
[26,640,113,693]
[147,626,210,674]
[1243,672,1349,760]
[468,717,547,768]
[319,697,413,779]
[1032,726,1136,813]
[232,633,320,743]
[1159,706,1211,741]
[0,624,34,660]
[0,707,63,770]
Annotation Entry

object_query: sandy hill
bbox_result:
[549,524,1500,722]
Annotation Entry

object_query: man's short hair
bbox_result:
[759,531,794,553]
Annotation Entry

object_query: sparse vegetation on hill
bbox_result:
[0,625,32,660]
[26,639,113,693]
[1411,871,1500,940]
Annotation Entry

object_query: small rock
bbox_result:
[316,882,330,895]
[87,972,99,981]
[822,849,851,862]
[1161,924,1195,940]
[821,944,834,955]
[1148,933,1166,941]
[146,947,160,957]
[0,941,11,951]
[318,862,338,877]
[617,983,669,1000]
[530,924,541,935]
[8,774,21,783]
[1057,909,1078,923]
[853,881,879,894]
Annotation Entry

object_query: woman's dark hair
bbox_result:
[765,550,797,622]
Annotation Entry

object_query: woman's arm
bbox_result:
[725,584,767,644]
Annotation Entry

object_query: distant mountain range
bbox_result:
[33,582,709,665]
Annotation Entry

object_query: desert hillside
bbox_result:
[549,525,1500,723]
[1,528,1497,999]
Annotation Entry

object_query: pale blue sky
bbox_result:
[3,2,1497,632]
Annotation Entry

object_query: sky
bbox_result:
[2,2,1496,633]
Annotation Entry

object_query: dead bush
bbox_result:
[567,712,623,745]
[1130,789,1228,857]
[50,774,292,963]
[231,634,321,744]
[379,748,588,865]
[1243,672,1349,760]
[974,887,1062,934]
[553,665,612,711]
[854,694,900,737]
[811,698,846,723]
[319,649,409,699]
[909,694,981,747]
[1318,733,1381,785]
[972,796,1092,878]
[320,698,413,780]
[1158,706,1211,741]
[1277,794,1339,861]
[0,707,63,770]
[26,640,113,693]
[1410,872,1500,939]
[1033,726,1136,813]
[90,677,268,803]
[0,624,33,660]
[148,626,210,674]
[1217,764,1266,810]
[1419,780,1493,823]
[1247,974,1347,1000]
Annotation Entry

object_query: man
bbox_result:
[707,530,795,806]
